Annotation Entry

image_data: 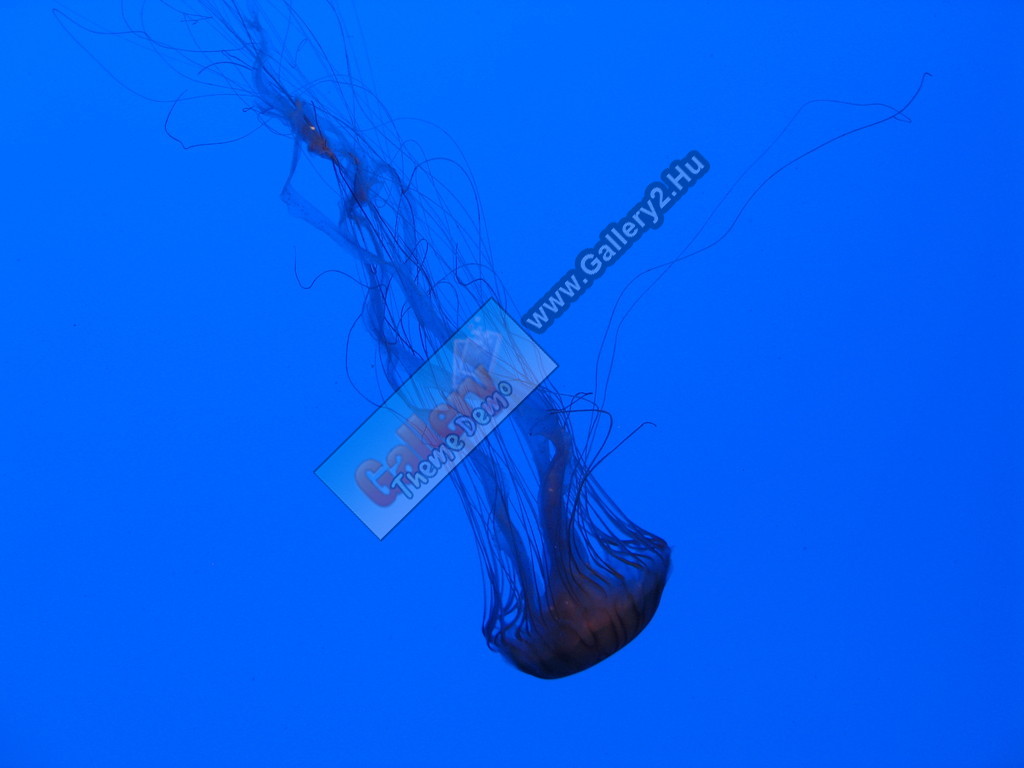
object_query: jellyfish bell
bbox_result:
[478,407,672,679]
[500,552,671,680]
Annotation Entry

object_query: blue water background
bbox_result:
[1,1,1021,766]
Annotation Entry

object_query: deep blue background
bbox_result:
[2,2,1021,766]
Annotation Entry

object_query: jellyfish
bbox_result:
[57,0,926,678]
[57,0,673,678]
